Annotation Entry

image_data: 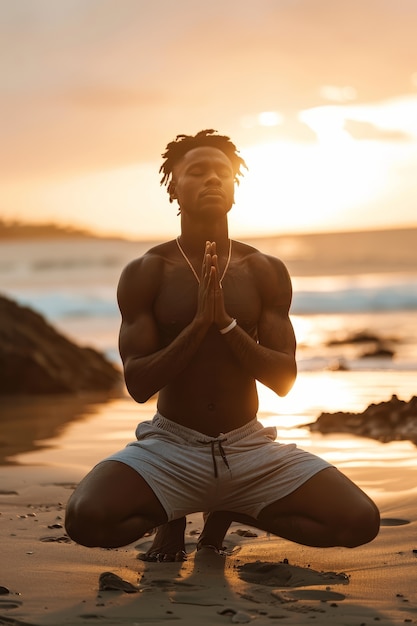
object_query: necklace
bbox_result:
[176,237,232,285]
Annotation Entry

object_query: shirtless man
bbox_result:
[65,130,380,560]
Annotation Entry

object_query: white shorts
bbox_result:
[102,413,331,521]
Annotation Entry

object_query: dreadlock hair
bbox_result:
[159,129,247,203]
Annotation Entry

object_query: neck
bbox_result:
[178,218,230,254]
[176,236,232,286]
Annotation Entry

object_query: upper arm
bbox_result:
[117,254,162,367]
[254,254,296,357]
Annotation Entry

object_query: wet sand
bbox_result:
[1,394,417,625]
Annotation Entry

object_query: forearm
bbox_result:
[124,319,209,403]
[221,324,296,396]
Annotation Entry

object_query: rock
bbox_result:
[359,343,394,359]
[326,330,382,346]
[308,395,417,445]
[0,295,122,394]
[326,330,397,360]
[98,572,139,593]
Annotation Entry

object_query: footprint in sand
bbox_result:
[0,615,35,626]
[39,534,72,543]
[0,587,23,610]
[272,588,345,603]
[0,599,23,610]
[238,561,349,588]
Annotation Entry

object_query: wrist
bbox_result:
[193,315,211,333]
[219,318,237,335]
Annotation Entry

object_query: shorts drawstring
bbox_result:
[198,437,230,477]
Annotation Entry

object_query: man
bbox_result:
[65,130,379,560]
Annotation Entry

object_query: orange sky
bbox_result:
[2,0,417,239]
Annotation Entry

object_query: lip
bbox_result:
[200,189,225,199]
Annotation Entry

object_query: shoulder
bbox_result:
[117,240,176,308]
[119,240,175,281]
[233,240,291,283]
[232,240,292,306]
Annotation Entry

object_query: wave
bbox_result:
[292,280,417,314]
[5,290,119,321]
[5,279,417,324]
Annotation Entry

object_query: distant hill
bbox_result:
[245,227,417,275]
[0,219,94,240]
[1,219,416,274]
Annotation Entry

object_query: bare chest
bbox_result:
[153,262,262,342]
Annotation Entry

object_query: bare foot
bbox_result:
[139,517,187,562]
[196,511,234,553]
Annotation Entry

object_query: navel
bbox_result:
[207,403,216,411]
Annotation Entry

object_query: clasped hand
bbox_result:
[196,241,233,330]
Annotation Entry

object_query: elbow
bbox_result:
[125,380,155,404]
[274,362,297,397]
[124,368,156,404]
[127,386,153,404]
[276,378,295,397]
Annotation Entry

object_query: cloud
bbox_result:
[344,119,411,141]
[2,0,417,179]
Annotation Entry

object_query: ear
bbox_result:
[168,181,177,203]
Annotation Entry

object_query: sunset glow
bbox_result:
[2,1,417,239]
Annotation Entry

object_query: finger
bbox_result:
[200,248,211,283]
[197,266,215,321]
[205,253,213,282]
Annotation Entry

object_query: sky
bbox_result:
[1,0,417,239]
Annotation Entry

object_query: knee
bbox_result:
[65,495,107,547]
[341,501,380,548]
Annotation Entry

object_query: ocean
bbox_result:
[1,232,416,429]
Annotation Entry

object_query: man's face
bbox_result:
[171,146,235,219]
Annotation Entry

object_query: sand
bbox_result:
[1,396,417,626]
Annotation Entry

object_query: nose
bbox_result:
[205,169,221,186]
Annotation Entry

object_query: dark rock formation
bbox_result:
[308,395,417,445]
[326,330,397,360]
[0,295,122,394]
[359,344,394,359]
[326,330,382,346]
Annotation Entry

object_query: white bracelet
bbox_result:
[219,318,237,335]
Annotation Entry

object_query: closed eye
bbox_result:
[188,167,204,176]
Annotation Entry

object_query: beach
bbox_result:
[1,390,417,625]
[1,230,417,624]
[3,0,417,620]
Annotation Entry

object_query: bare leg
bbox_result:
[198,468,380,551]
[65,461,168,548]
[197,510,272,553]
[139,517,187,562]
[257,468,380,548]
[197,512,235,552]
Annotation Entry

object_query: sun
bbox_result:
[230,109,394,237]
[230,140,329,235]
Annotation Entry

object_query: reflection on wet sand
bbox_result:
[0,391,122,465]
